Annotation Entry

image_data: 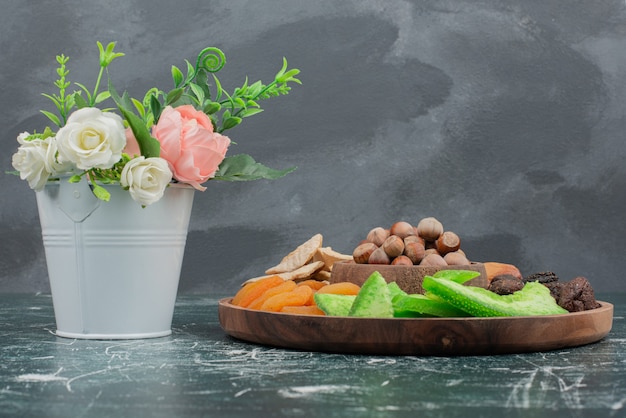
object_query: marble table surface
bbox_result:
[1,293,624,418]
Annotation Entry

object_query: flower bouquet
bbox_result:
[12,41,300,205]
[10,42,301,339]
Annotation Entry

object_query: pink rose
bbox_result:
[152,105,230,191]
[123,127,141,157]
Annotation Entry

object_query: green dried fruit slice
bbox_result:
[314,294,356,317]
[348,271,394,318]
[422,276,568,317]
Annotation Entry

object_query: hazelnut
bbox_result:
[368,246,391,265]
[436,231,461,255]
[404,235,425,246]
[443,251,470,266]
[382,235,405,258]
[366,227,389,247]
[389,221,416,239]
[403,241,425,264]
[391,255,413,266]
[353,242,378,264]
[419,253,447,267]
[416,217,444,241]
[424,248,440,257]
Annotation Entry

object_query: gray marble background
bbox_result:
[2,1,625,293]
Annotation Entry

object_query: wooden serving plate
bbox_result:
[218,299,613,356]
[330,261,488,293]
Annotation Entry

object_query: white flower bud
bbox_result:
[120,157,173,206]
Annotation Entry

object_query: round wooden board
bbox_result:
[218,299,613,356]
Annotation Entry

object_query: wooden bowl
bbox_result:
[218,299,613,356]
[330,261,488,293]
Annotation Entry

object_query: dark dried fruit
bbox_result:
[557,276,601,312]
[542,281,563,301]
[488,274,524,295]
[524,271,559,284]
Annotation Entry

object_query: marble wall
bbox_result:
[1,1,625,293]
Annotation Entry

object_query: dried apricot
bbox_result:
[316,282,361,296]
[247,280,297,310]
[260,285,314,312]
[296,279,327,291]
[231,275,284,307]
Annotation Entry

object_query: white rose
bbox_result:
[56,107,126,170]
[120,157,173,206]
[16,131,31,144]
[12,133,70,190]
[44,138,74,174]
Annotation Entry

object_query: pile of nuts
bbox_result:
[352,217,471,267]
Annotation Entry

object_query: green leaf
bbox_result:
[165,88,183,105]
[203,102,221,114]
[239,108,264,118]
[274,57,288,80]
[131,98,146,118]
[247,81,263,97]
[65,93,76,111]
[185,60,195,83]
[73,92,88,109]
[41,93,62,108]
[213,154,296,181]
[91,184,111,201]
[212,74,223,101]
[40,110,61,127]
[150,94,163,123]
[94,91,111,104]
[222,116,242,131]
[233,97,246,108]
[194,68,212,101]
[125,110,161,158]
[109,79,161,158]
[108,79,134,110]
[97,41,125,68]
[74,82,91,98]
[239,77,249,93]
[276,68,301,84]
[171,65,184,87]
[189,83,205,103]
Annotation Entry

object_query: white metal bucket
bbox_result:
[35,179,195,339]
